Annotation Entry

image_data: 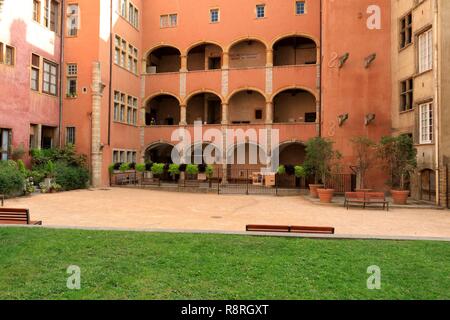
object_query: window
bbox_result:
[119,0,126,17]
[400,78,413,112]
[419,103,433,144]
[4,45,15,66]
[114,35,138,74]
[113,150,120,163]
[256,5,265,18]
[31,54,40,91]
[43,0,49,27]
[43,60,58,96]
[114,91,126,122]
[418,29,433,73]
[255,109,263,120]
[160,14,177,28]
[0,128,11,160]
[49,0,60,32]
[67,4,79,36]
[400,13,412,49]
[66,127,76,145]
[67,64,77,97]
[210,9,219,23]
[113,150,136,163]
[33,0,41,22]
[296,1,305,15]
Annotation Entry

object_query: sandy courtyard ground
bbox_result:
[3,187,450,238]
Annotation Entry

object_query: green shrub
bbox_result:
[186,164,199,175]
[31,145,86,167]
[119,163,130,172]
[135,163,146,172]
[29,170,46,185]
[0,161,25,196]
[151,163,165,175]
[108,164,115,174]
[294,166,306,178]
[277,165,286,175]
[206,165,214,178]
[54,161,89,191]
[168,164,180,177]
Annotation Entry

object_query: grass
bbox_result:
[0,227,449,300]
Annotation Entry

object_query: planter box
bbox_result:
[197,173,207,181]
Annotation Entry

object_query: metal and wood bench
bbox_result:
[0,208,42,225]
[345,192,389,211]
[246,225,335,234]
[365,192,389,211]
[344,192,366,209]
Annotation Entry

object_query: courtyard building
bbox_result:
[1,0,446,205]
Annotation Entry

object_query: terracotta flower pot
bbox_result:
[391,190,409,205]
[309,184,324,198]
[317,188,335,203]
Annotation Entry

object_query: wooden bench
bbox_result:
[246,224,335,235]
[345,192,389,211]
[365,192,389,211]
[0,208,42,225]
[344,192,366,209]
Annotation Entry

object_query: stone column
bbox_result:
[180,55,188,72]
[221,102,229,125]
[90,62,104,188]
[222,52,229,69]
[266,49,274,67]
[180,104,187,125]
[266,101,273,124]
[36,124,42,150]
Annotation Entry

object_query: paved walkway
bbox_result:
[3,188,450,238]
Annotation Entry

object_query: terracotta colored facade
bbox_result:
[1,0,395,191]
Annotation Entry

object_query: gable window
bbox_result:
[400,78,413,112]
[256,5,265,18]
[419,103,433,144]
[418,29,432,73]
[31,54,40,91]
[296,1,306,15]
[160,14,177,28]
[210,9,219,23]
[400,12,412,49]
[67,4,79,36]
[43,60,58,96]
[33,0,41,22]
[66,127,76,145]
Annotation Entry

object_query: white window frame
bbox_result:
[296,1,306,15]
[256,4,265,19]
[418,29,432,73]
[419,102,433,144]
[210,8,220,23]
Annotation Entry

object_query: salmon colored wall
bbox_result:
[0,0,61,164]
[322,0,391,189]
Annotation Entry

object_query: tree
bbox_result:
[304,137,342,186]
[377,135,417,190]
[351,136,376,189]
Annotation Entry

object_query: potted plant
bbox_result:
[145,162,154,178]
[168,163,180,181]
[119,162,130,173]
[277,165,286,175]
[378,135,417,205]
[136,163,146,184]
[304,137,342,202]
[186,164,199,180]
[206,165,214,188]
[151,163,165,178]
[44,160,56,188]
[351,136,376,192]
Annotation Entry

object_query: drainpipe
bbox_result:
[433,0,440,206]
[318,0,323,137]
[58,0,65,147]
[107,0,113,145]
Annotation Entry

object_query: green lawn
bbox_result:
[0,227,449,300]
